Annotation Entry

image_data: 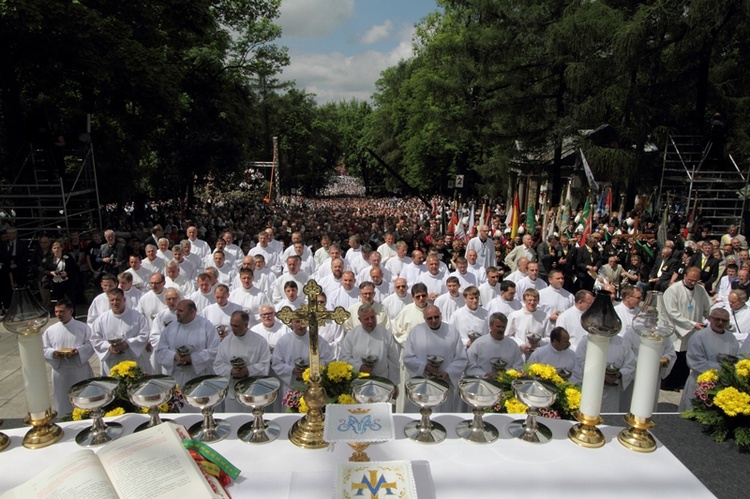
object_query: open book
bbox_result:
[1,423,230,499]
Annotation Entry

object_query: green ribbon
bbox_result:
[182,439,241,480]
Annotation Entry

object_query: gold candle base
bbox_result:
[568,412,604,448]
[23,409,64,449]
[347,442,372,462]
[289,381,328,449]
[617,413,656,453]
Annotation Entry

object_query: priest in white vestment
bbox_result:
[403,305,468,413]
[91,288,150,375]
[506,289,551,357]
[201,285,243,340]
[538,269,574,326]
[555,290,594,350]
[478,267,502,307]
[150,288,181,373]
[188,273,217,313]
[86,275,118,325]
[383,278,412,319]
[485,280,523,315]
[449,286,489,347]
[229,268,271,320]
[679,308,739,411]
[213,310,271,412]
[466,312,523,377]
[42,299,95,415]
[156,299,220,393]
[527,327,577,373]
[340,304,401,387]
[272,319,335,401]
[515,261,548,297]
[393,284,430,345]
[344,282,393,334]
[726,290,750,345]
[434,277,465,323]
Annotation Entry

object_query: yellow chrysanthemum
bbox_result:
[326,361,353,382]
[140,406,149,414]
[109,360,139,378]
[158,403,170,413]
[302,367,311,384]
[71,408,90,421]
[337,394,356,404]
[565,387,581,410]
[359,372,370,378]
[697,369,719,383]
[504,397,528,414]
[713,387,750,417]
[298,396,309,414]
[505,369,522,379]
[527,363,564,384]
[104,407,126,418]
[736,359,750,379]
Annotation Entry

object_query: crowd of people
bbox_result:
[2,186,749,416]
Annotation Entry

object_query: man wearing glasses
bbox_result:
[678,308,738,411]
[383,277,413,320]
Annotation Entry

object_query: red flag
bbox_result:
[580,210,593,246]
[605,187,612,214]
[510,194,521,238]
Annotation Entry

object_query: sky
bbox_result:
[276,0,439,104]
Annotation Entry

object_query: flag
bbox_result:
[526,204,536,235]
[580,149,599,191]
[510,194,521,238]
[561,180,572,226]
[505,195,515,227]
[580,198,592,245]
[466,205,475,241]
[479,202,486,228]
[448,211,458,234]
[604,187,612,215]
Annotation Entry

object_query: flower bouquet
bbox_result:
[490,363,581,420]
[71,360,184,420]
[682,358,750,450]
[283,360,369,413]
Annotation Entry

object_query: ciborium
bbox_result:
[127,375,176,432]
[68,377,123,446]
[235,376,281,444]
[183,375,231,442]
[467,331,482,345]
[508,378,558,444]
[456,377,504,443]
[404,377,450,443]
[490,357,508,375]
[361,355,379,369]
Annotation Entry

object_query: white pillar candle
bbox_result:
[630,335,663,420]
[17,332,51,416]
[579,334,611,417]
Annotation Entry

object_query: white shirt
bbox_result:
[555,306,588,350]
[466,334,523,376]
[506,308,550,348]
[229,286,270,318]
[42,318,95,414]
[449,305,489,347]
[538,286,575,321]
[213,331,271,400]
[188,237,211,261]
[434,293,465,323]
[271,331,335,393]
[341,324,401,385]
[201,301,243,329]
[382,293,412,320]
[91,309,150,375]
[155,315,220,389]
[528,344,577,373]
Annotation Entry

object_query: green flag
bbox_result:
[526,204,536,235]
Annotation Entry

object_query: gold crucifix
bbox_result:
[276,279,350,448]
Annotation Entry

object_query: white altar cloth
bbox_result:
[0,413,711,498]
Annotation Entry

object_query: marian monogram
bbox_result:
[337,414,383,435]
[351,470,398,497]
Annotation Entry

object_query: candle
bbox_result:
[629,335,663,419]
[18,332,51,415]
[579,334,611,417]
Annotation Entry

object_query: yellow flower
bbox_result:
[527,363,564,384]
[158,403,170,413]
[110,360,139,378]
[359,372,370,378]
[697,369,719,383]
[104,407,126,418]
[302,367,311,384]
[298,396,309,414]
[713,387,750,417]
[337,394,356,404]
[140,406,149,414]
[72,408,90,421]
[504,397,528,414]
[736,359,750,379]
[505,369,522,379]
[326,361,353,382]
[565,387,581,410]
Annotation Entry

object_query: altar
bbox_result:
[0,412,713,498]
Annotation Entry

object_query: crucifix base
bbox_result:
[289,381,329,449]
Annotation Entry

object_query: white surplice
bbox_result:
[42,319,95,414]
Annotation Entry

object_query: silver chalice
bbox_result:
[68,377,123,446]
[183,375,231,443]
[508,378,558,444]
[235,376,281,444]
[456,377,504,443]
[128,375,176,432]
[404,377,450,444]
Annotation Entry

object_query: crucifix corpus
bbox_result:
[276,279,350,448]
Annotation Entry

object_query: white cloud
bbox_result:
[278,0,355,38]
[281,25,417,103]
[359,20,393,45]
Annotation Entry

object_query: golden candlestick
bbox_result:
[276,280,350,449]
[617,413,657,453]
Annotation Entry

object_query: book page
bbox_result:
[0,450,117,499]
[96,424,219,499]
